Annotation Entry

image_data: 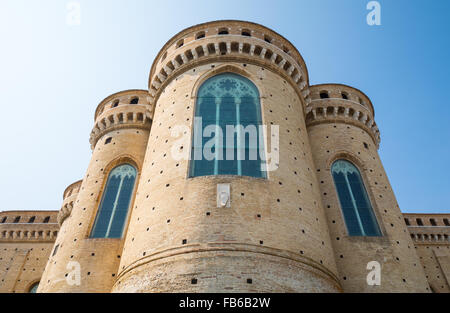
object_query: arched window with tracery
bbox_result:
[332,160,381,237]
[90,164,137,239]
[189,73,266,178]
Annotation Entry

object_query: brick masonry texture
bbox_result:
[0,20,448,293]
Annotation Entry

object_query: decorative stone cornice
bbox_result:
[57,201,73,226]
[408,227,450,245]
[0,223,59,242]
[89,105,152,150]
[147,34,311,113]
[306,99,381,147]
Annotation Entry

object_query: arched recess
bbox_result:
[90,163,138,239]
[331,159,381,237]
[189,72,267,178]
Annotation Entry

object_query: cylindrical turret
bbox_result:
[38,90,153,292]
[306,84,430,292]
[112,21,341,293]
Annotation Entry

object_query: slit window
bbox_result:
[13,216,20,223]
[28,216,36,223]
[130,97,139,105]
[52,244,59,257]
[416,218,423,226]
[43,216,50,223]
[320,92,329,99]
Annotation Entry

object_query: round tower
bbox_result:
[112,21,341,293]
[306,84,430,292]
[38,90,153,292]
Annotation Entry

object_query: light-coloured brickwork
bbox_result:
[37,90,153,293]
[405,213,450,293]
[0,211,58,293]
[0,20,448,293]
[112,61,340,293]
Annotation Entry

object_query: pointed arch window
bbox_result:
[189,73,266,178]
[29,282,39,293]
[332,160,381,237]
[90,164,137,239]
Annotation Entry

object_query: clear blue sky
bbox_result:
[0,0,448,214]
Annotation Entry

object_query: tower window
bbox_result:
[241,30,251,37]
[130,97,139,105]
[13,216,20,223]
[364,142,369,149]
[404,218,410,226]
[332,160,381,237]
[218,28,229,35]
[320,92,329,99]
[90,164,137,239]
[112,100,119,108]
[196,32,205,40]
[264,35,272,43]
[341,92,348,100]
[105,137,112,145]
[430,218,437,226]
[444,218,450,226]
[189,73,266,179]
[176,39,184,48]
[43,216,50,223]
[416,218,423,226]
[1,217,6,223]
[52,244,59,257]
[28,216,36,223]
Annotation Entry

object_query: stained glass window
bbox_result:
[90,164,137,239]
[332,160,381,237]
[189,73,266,178]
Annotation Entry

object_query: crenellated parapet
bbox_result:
[57,180,82,226]
[404,213,450,245]
[147,20,311,112]
[306,84,380,147]
[0,211,59,242]
[90,90,153,149]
